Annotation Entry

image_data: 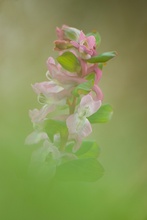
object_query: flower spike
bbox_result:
[26,25,116,182]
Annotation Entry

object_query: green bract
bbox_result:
[98,63,103,70]
[57,51,81,73]
[55,158,104,182]
[72,79,94,97]
[85,72,95,81]
[88,104,113,123]
[45,119,68,145]
[76,140,100,159]
[87,51,117,63]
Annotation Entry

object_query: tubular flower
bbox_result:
[66,94,101,140]
[71,31,97,59]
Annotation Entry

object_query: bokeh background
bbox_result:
[0,0,147,219]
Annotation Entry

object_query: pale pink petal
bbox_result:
[67,117,92,140]
[47,57,55,65]
[79,118,92,138]
[46,55,87,86]
[87,35,96,48]
[32,81,64,95]
[66,114,92,139]
[47,63,85,86]
[56,26,66,40]
[44,140,61,160]
[70,40,79,48]
[80,94,93,108]
[79,31,85,41]
[47,58,70,83]
[46,58,60,79]
[79,94,101,117]
[25,131,48,145]
[29,105,55,123]
[77,43,93,59]
[66,113,78,134]
[54,87,72,100]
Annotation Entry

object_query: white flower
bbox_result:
[28,140,61,181]
[66,94,101,139]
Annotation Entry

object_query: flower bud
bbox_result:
[56,25,81,41]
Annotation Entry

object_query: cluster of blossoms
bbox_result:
[26,25,116,181]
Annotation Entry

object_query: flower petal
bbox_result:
[79,118,92,138]
[66,114,92,139]
[79,94,101,117]
[25,131,48,145]
[32,81,64,95]
[66,113,78,134]
[87,35,96,48]
[29,105,55,123]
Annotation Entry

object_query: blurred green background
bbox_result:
[0,0,147,219]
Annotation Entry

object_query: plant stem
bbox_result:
[69,96,77,114]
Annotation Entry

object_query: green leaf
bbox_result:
[76,140,100,159]
[85,72,95,81]
[88,104,113,123]
[86,31,101,46]
[55,158,104,182]
[72,79,94,97]
[87,51,117,63]
[57,51,81,73]
[44,119,68,144]
[98,63,103,70]
[65,141,75,153]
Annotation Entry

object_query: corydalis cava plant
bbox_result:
[26,25,116,182]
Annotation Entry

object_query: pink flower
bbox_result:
[28,140,61,179]
[55,26,96,60]
[66,94,101,141]
[46,57,86,87]
[71,31,97,59]
[56,25,80,41]
[32,81,64,95]
[25,131,48,145]
[56,25,67,40]
[29,105,56,124]
[32,81,67,106]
